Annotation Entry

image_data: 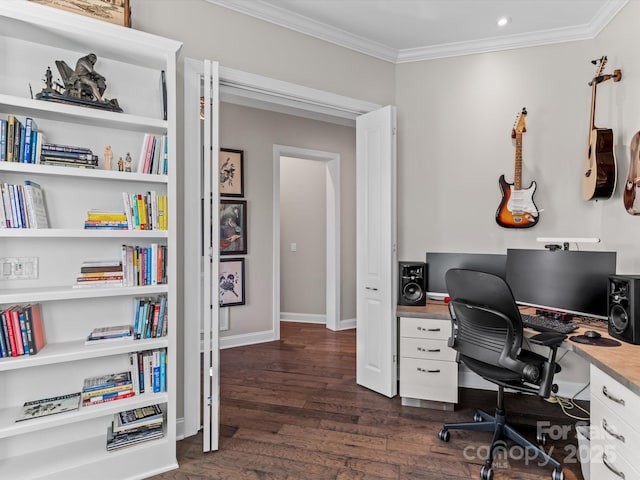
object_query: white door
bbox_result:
[202,59,220,452]
[183,58,220,452]
[356,105,398,397]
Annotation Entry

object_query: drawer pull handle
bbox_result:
[365,286,378,291]
[417,347,441,353]
[602,452,625,479]
[603,386,626,406]
[427,328,441,332]
[602,419,625,443]
[417,368,441,373]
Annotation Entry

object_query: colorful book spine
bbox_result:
[23,117,37,163]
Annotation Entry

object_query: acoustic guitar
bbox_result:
[496,108,539,228]
[582,56,621,201]
[624,131,640,214]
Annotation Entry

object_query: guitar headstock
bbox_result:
[592,55,607,78]
[511,107,527,138]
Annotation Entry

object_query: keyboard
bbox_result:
[520,314,578,334]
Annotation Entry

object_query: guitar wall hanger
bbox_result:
[588,69,622,86]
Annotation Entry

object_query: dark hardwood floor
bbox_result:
[152,322,586,480]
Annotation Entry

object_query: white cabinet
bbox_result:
[399,316,458,408]
[0,2,180,478]
[590,366,640,479]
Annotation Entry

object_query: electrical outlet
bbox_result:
[0,257,39,280]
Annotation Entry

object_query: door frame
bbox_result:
[273,145,341,335]
[182,58,383,440]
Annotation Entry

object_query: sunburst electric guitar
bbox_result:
[496,108,539,228]
[582,56,621,201]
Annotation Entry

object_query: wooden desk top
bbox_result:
[397,301,640,396]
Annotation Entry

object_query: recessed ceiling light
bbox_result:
[497,16,510,27]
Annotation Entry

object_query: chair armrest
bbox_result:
[529,332,566,348]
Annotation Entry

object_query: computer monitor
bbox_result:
[505,248,617,320]
[426,252,507,298]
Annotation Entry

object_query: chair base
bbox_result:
[439,408,563,480]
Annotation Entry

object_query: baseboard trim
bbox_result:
[219,330,277,350]
[280,312,326,324]
[337,317,356,330]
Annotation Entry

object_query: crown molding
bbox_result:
[205,0,397,62]
[206,0,628,64]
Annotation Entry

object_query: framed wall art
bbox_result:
[219,199,247,255]
[29,0,131,27]
[219,258,245,307]
[219,148,244,197]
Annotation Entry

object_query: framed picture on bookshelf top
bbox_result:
[28,0,131,27]
[219,258,245,307]
[219,148,244,197]
[219,199,247,255]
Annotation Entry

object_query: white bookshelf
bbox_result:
[0,1,181,478]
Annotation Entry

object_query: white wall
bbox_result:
[280,156,327,319]
[396,1,640,272]
[218,102,356,337]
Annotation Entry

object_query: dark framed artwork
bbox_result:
[219,148,244,197]
[219,258,245,306]
[219,199,247,255]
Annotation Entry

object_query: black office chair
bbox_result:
[438,269,566,480]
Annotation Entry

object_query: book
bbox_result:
[161,70,167,121]
[41,142,92,154]
[23,180,49,228]
[83,371,132,391]
[113,404,163,433]
[27,303,47,354]
[23,117,37,163]
[106,424,164,451]
[82,390,135,406]
[6,115,15,161]
[82,383,134,399]
[0,118,7,161]
[15,392,81,421]
[85,324,133,344]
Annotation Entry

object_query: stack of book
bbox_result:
[82,371,134,407]
[74,260,124,288]
[85,325,133,345]
[136,134,168,175]
[0,303,46,357]
[129,349,167,394]
[121,244,168,286]
[84,210,128,230]
[132,295,168,339]
[122,191,168,230]
[0,180,49,228]
[39,142,98,169]
[106,404,164,451]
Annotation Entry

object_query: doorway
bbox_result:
[274,147,341,336]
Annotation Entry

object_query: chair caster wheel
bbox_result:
[536,432,547,446]
[438,429,450,442]
[551,469,564,480]
[480,465,493,480]
[474,412,484,422]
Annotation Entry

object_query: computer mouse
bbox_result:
[584,330,602,339]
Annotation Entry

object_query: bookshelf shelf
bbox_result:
[0,229,169,238]
[0,2,180,477]
[0,161,168,183]
[0,337,169,372]
[0,93,167,134]
[0,391,169,440]
[0,285,169,304]
[0,424,174,480]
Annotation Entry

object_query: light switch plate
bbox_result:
[0,257,39,280]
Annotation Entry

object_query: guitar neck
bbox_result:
[514,133,522,190]
[589,81,598,131]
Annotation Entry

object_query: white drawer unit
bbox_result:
[589,366,640,479]
[399,316,458,407]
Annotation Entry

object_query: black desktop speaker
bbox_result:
[608,275,640,345]
[398,261,426,306]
